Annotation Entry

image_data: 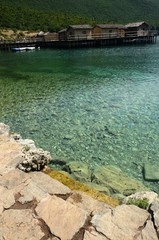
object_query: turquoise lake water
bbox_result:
[0,41,159,192]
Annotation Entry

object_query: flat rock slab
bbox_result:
[36,195,88,240]
[0,169,29,189]
[67,191,112,215]
[29,171,71,195]
[19,180,49,204]
[144,163,159,181]
[84,227,109,240]
[0,209,44,240]
[91,204,150,240]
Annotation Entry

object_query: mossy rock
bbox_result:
[62,161,92,183]
[144,163,159,181]
[92,165,148,196]
[44,168,119,207]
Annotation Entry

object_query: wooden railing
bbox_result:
[0,30,157,44]
[65,30,157,41]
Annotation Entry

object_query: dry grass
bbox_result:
[0,28,38,40]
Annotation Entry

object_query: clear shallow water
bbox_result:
[0,41,159,192]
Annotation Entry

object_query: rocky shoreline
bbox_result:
[0,122,159,240]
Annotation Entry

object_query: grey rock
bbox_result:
[17,148,52,172]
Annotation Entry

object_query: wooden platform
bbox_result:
[0,35,157,51]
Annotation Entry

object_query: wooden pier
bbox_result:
[0,35,157,51]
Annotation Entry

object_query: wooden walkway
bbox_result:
[0,35,157,51]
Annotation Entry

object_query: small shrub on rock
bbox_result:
[126,197,149,209]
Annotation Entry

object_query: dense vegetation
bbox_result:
[0,0,159,31]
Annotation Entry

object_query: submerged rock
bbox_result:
[91,165,148,197]
[62,161,92,183]
[144,163,159,181]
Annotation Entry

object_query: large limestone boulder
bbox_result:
[150,200,159,237]
[92,165,147,197]
[91,204,156,240]
[0,209,45,240]
[136,220,158,240]
[36,195,88,240]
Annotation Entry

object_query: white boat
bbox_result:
[12,46,38,52]
[12,47,27,51]
[26,46,36,51]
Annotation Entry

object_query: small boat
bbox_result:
[26,46,36,51]
[12,47,26,51]
[12,46,39,52]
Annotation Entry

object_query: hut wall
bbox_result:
[67,28,92,40]
[92,26,124,39]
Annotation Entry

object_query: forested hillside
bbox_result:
[0,0,159,31]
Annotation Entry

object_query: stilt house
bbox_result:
[92,24,126,39]
[125,22,150,37]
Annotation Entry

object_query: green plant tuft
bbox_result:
[126,197,149,209]
[23,145,30,152]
